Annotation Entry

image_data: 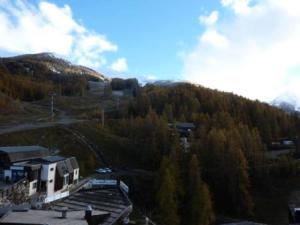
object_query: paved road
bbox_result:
[0,117,85,135]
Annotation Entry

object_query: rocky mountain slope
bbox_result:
[272,92,300,113]
[0,52,108,82]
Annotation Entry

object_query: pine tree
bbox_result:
[186,155,215,225]
[226,131,254,216]
[156,157,179,225]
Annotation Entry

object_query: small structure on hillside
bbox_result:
[169,122,195,152]
[170,122,195,137]
[268,138,296,151]
[266,138,296,159]
[0,146,79,203]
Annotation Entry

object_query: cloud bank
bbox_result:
[0,0,124,71]
[110,58,128,73]
[183,0,300,102]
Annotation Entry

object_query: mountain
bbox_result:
[0,53,110,103]
[146,79,192,87]
[0,52,108,81]
[272,92,300,113]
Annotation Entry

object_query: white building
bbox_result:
[0,146,79,203]
[39,155,79,202]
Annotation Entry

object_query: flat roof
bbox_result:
[0,209,108,225]
[220,222,267,225]
[175,122,195,128]
[51,188,132,225]
[42,155,66,163]
[0,146,48,153]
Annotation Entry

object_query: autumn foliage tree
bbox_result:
[185,155,215,225]
[155,157,179,225]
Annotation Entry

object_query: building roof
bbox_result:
[0,209,108,225]
[42,155,66,163]
[174,122,195,129]
[56,161,69,177]
[13,161,42,170]
[51,188,132,225]
[220,222,267,225]
[69,157,79,169]
[65,158,74,173]
[0,146,49,164]
[55,157,79,177]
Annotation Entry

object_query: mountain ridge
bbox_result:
[271,92,300,113]
[0,52,109,81]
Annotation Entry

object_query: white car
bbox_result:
[96,168,112,174]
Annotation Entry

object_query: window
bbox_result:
[32,181,37,189]
[63,175,69,186]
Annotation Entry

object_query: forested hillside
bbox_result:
[105,83,300,224]
[1,59,300,224]
[0,53,106,104]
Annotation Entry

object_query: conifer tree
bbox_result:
[186,155,215,225]
[156,157,179,225]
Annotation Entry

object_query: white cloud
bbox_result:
[200,30,230,48]
[145,75,157,81]
[110,58,128,73]
[0,0,118,70]
[183,0,300,102]
[221,0,252,14]
[199,11,219,26]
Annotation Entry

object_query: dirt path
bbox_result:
[0,111,84,135]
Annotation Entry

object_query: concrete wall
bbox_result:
[73,168,79,183]
[29,180,38,196]
[40,163,56,197]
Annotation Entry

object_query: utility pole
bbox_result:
[101,109,105,127]
[116,96,120,110]
[49,92,56,121]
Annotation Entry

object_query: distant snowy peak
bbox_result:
[146,79,195,87]
[272,92,300,112]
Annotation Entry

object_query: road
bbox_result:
[0,112,84,135]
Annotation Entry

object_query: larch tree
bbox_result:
[186,155,215,225]
[156,156,179,225]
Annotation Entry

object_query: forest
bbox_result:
[0,58,89,104]
[102,83,300,224]
[1,67,300,224]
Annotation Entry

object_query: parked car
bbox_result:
[95,167,112,174]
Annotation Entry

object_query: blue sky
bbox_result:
[1,0,300,103]
[38,0,220,80]
[0,0,222,80]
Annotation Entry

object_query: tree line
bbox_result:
[107,83,300,224]
[0,61,89,102]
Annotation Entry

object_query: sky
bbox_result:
[0,0,300,103]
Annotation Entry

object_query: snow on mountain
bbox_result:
[272,92,300,112]
[2,52,108,81]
